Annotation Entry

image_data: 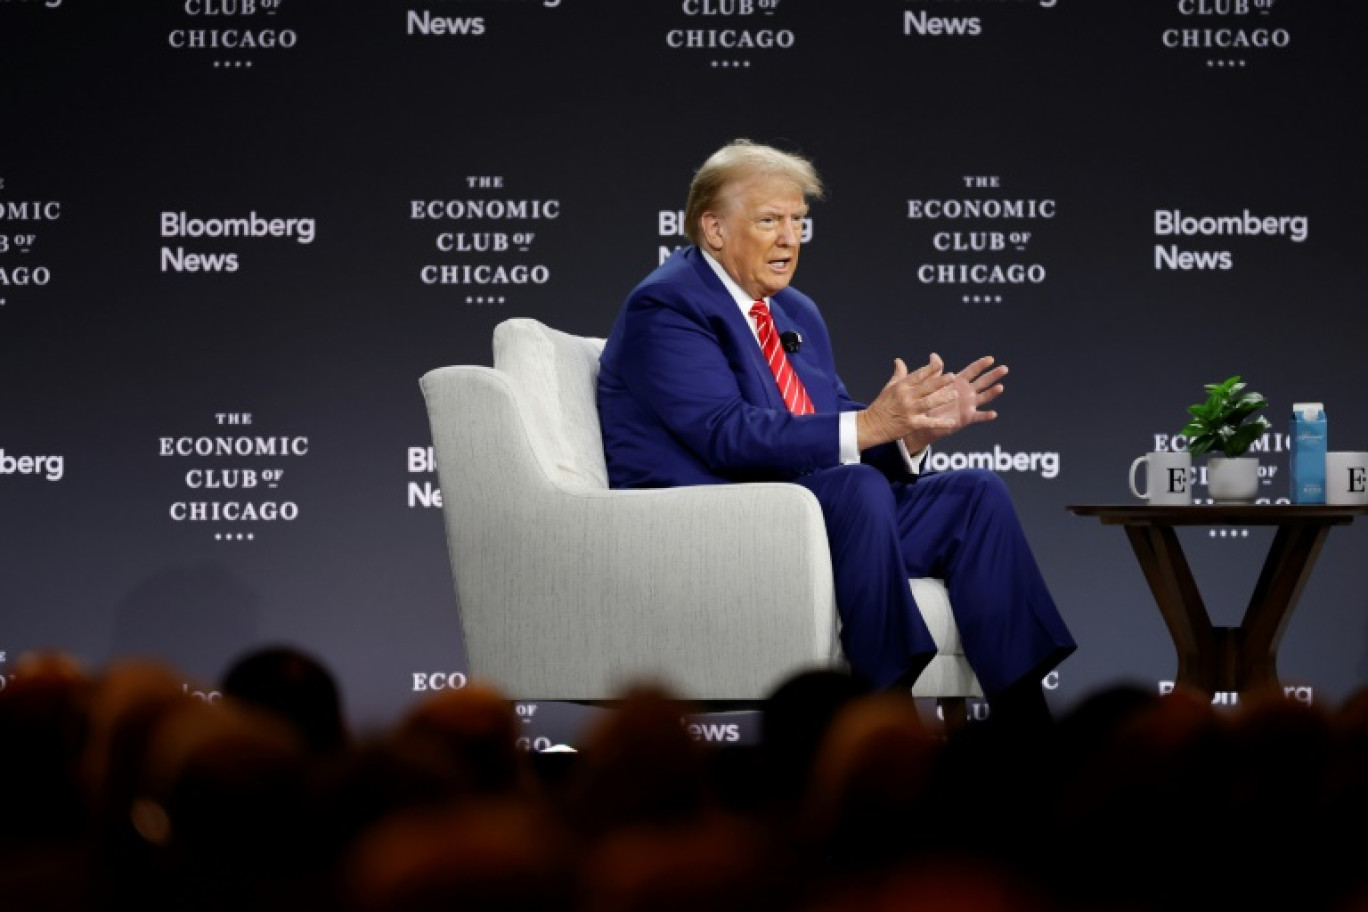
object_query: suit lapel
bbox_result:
[684,248,784,410]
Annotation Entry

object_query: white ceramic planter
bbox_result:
[1207,456,1259,504]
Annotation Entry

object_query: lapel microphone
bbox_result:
[780,331,802,353]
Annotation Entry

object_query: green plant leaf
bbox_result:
[1178,375,1269,457]
[1224,416,1273,458]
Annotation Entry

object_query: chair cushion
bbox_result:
[493,318,609,490]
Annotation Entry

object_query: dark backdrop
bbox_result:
[3,0,1365,744]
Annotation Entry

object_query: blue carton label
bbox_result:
[1290,404,1327,504]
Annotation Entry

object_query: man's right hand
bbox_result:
[855,355,960,452]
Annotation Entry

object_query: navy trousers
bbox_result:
[794,465,1076,697]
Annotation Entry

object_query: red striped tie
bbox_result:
[751,300,814,415]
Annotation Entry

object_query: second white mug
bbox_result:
[1325,451,1368,505]
[1129,451,1193,505]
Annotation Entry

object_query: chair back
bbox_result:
[492,318,608,492]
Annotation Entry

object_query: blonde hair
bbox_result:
[683,139,824,246]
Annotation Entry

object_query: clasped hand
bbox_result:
[855,352,1007,453]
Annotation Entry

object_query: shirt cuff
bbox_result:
[838,412,859,464]
[897,438,928,475]
[840,413,928,475]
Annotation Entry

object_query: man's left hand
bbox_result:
[920,355,1007,439]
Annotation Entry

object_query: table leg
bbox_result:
[1123,524,1219,693]
[1237,523,1332,692]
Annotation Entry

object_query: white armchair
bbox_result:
[419,318,981,725]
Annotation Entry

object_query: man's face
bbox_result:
[703,174,808,301]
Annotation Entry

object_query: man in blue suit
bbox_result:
[597,139,1075,729]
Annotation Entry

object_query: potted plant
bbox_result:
[1179,375,1271,503]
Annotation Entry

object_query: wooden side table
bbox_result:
[1067,504,1368,696]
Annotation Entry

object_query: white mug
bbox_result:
[1129,451,1192,505]
[1325,451,1368,505]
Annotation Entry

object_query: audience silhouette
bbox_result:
[219,644,349,755]
[2,647,1365,911]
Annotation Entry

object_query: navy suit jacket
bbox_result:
[599,246,905,488]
